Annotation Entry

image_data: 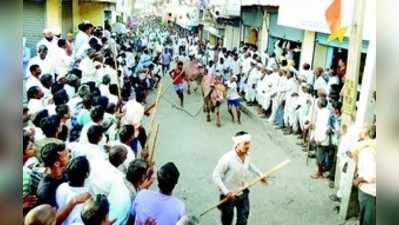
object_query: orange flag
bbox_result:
[325,0,342,33]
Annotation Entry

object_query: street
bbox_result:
[22,1,376,224]
[146,76,341,225]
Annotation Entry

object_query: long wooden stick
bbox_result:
[199,159,290,217]
[148,123,160,164]
[112,43,123,101]
[144,84,163,151]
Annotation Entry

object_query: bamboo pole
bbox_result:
[112,42,123,101]
[144,84,163,154]
[148,123,160,165]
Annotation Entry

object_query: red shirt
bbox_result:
[172,69,185,85]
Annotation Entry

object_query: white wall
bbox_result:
[278,0,375,40]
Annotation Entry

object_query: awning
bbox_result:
[204,25,222,38]
[241,0,280,6]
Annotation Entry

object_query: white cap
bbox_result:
[43,28,52,34]
[52,27,61,35]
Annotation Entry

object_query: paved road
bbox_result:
[143,77,342,225]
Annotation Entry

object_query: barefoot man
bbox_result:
[169,61,186,107]
[212,131,267,225]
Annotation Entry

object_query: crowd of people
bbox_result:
[22,17,194,225]
[22,14,376,225]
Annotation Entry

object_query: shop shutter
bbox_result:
[23,0,46,56]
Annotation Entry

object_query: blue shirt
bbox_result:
[131,189,185,225]
[161,52,172,65]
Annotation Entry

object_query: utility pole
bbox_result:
[339,0,367,221]
[341,0,366,124]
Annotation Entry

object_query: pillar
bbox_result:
[72,0,80,31]
[299,30,315,69]
[46,0,62,30]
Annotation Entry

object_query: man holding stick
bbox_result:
[212,131,267,225]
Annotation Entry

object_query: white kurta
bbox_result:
[53,47,72,77]
[283,77,299,125]
[27,56,55,77]
[245,68,260,102]
[74,31,90,58]
[313,107,331,146]
[37,38,58,59]
[314,76,329,94]
[79,57,96,84]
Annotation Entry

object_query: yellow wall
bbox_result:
[44,0,115,33]
[209,34,217,46]
[79,2,106,27]
[313,43,327,69]
[46,0,62,30]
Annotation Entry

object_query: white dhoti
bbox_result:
[261,93,271,111]
[245,84,256,102]
[268,95,281,122]
[283,96,291,126]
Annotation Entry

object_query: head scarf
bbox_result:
[232,133,251,149]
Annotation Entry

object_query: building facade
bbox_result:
[23,0,119,54]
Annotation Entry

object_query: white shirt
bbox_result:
[53,47,72,77]
[110,141,136,174]
[27,56,54,77]
[256,76,268,95]
[79,57,96,84]
[25,75,44,91]
[213,150,263,195]
[242,58,252,75]
[71,143,107,162]
[103,65,120,86]
[28,99,45,115]
[86,159,131,225]
[99,83,115,103]
[37,38,58,59]
[108,94,119,106]
[74,31,90,58]
[230,60,241,76]
[300,70,314,86]
[56,183,88,225]
[357,145,376,196]
[68,96,82,114]
[64,84,76,99]
[314,76,328,94]
[328,75,340,87]
[247,68,261,86]
[121,99,144,128]
[284,77,299,100]
[314,107,331,146]
[226,81,240,100]
[79,121,107,146]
